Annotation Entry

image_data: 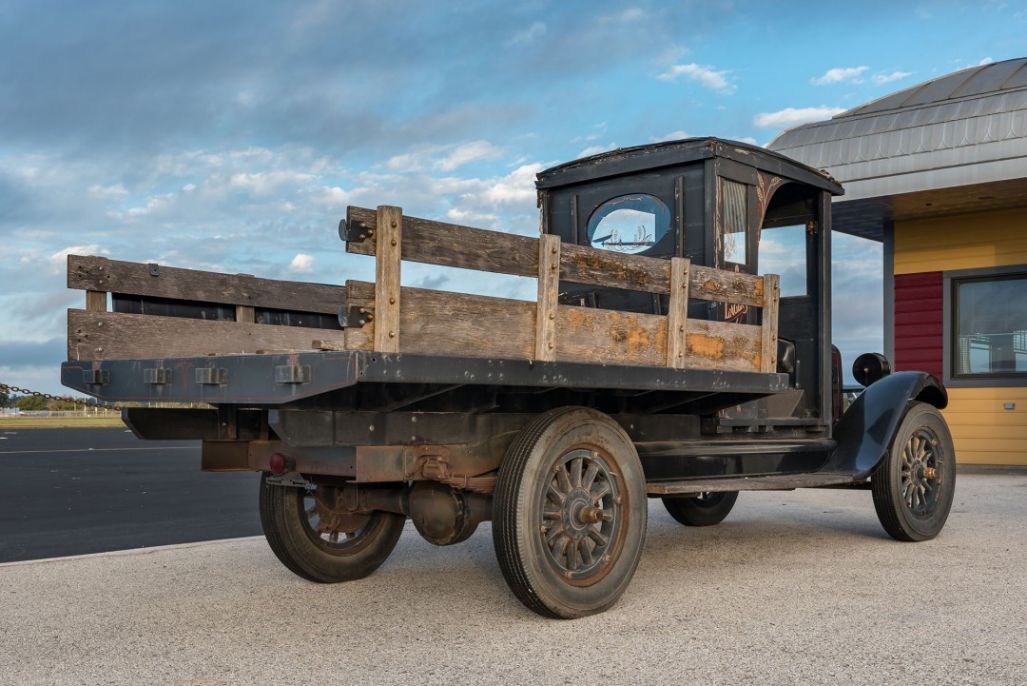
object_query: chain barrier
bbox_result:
[0,382,121,411]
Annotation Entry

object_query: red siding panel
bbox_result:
[893,271,943,378]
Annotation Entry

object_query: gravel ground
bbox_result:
[1,473,1025,685]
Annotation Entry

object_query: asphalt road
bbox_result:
[0,428,261,562]
[1,473,1024,685]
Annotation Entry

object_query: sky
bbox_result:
[1,0,1026,394]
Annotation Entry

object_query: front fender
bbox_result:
[825,371,948,479]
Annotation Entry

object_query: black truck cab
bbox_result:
[537,138,842,430]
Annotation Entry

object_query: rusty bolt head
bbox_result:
[390,239,397,246]
[389,331,396,338]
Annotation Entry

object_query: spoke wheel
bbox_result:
[662,490,738,527]
[872,402,956,542]
[493,407,647,619]
[260,473,406,583]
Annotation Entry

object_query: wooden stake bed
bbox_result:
[65,205,780,379]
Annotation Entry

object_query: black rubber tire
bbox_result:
[871,402,956,542]
[492,407,648,619]
[259,473,406,582]
[662,491,739,527]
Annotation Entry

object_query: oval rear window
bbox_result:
[587,194,670,254]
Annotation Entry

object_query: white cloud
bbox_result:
[753,106,845,129]
[386,140,502,173]
[658,63,734,93]
[978,57,994,65]
[734,136,759,146]
[229,170,315,196]
[88,184,127,200]
[446,207,498,224]
[124,193,174,218]
[48,244,108,272]
[477,163,543,204]
[811,66,868,86]
[507,21,546,46]
[289,253,314,273]
[873,70,912,85]
[434,140,503,172]
[651,130,689,142]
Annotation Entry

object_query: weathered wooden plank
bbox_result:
[760,274,780,373]
[346,205,539,279]
[85,290,107,312]
[236,305,255,323]
[346,280,535,359]
[346,205,673,295]
[67,255,347,315]
[689,265,764,307]
[666,257,690,368]
[345,281,762,370]
[560,242,670,294]
[68,310,347,360]
[345,206,765,304]
[684,319,762,371]
[374,206,402,353]
[535,235,560,361]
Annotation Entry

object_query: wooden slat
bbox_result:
[374,206,402,353]
[85,290,107,312]
[68,310,346,360]
[67,255,347,315]
[346,205,539,280]
[760,274,780,373]
[235,305,255,323]
[345,206,765,305]
[666,257,690,368]
[535,235,560,361]
[345,281,762,371]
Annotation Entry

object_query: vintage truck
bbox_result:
[62,138,955,618]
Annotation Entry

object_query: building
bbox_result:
[770,58,1027,466]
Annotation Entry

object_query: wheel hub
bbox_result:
[900,428,942,518]
[539,449,622,584]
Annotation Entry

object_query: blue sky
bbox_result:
[2,0,1026,393]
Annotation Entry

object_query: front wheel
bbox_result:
[662,491,738,527]
[871,402,956,542]
[259,473,406,582]
[492,407,648,619]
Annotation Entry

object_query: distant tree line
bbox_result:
[1,393,99,411]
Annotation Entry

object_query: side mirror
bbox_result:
[852,352,891,387]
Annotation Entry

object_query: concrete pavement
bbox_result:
[2,473,1025,685]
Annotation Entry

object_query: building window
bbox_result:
[586,194,670,255]
[951,269,1027,380]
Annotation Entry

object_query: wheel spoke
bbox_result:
[591,481,611,502]
[582,462,599,491]
[543,506,562,520]
[556,464,572,494]
[545,524,566,546]
[571,456,584,488]
[578,539,594,566]
[588,528,608,547]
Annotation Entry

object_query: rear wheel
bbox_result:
[259,473,406,582]
[662,491,738,527]
[871,402,956,542]
[492,407,647,619]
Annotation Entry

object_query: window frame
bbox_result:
[943,264,1027,388]
[584,193,673,256]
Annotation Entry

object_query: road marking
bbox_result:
[0,536,265,568]
[0,446,196,455]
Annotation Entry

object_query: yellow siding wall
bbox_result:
[894,206,1027,465]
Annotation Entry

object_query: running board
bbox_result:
[646,472,859,496]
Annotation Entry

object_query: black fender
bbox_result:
[824,371,948,479]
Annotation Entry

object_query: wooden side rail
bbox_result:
[344,206,768,306]
[66,255,349,360]
[343,205,780,373]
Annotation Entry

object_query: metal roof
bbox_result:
[768,57,1027,240]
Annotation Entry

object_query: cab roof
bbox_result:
[536,137,844,196]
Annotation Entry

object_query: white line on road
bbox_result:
[0,446,195,455]
[0,535,265,568]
